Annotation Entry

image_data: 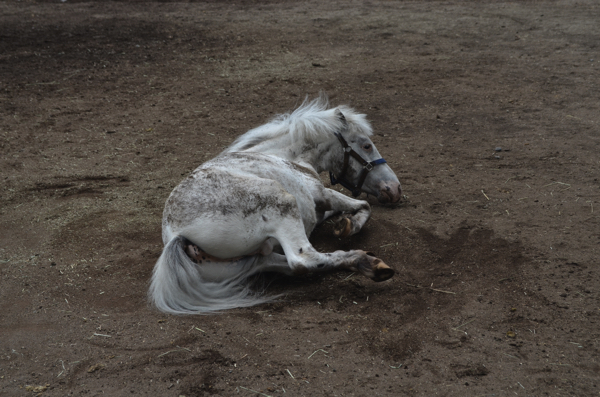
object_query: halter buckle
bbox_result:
[364,163,374,171]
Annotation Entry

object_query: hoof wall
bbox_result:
[371,260,395,282]
[333,217,352,238]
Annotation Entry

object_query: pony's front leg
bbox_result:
[319,189,372,238]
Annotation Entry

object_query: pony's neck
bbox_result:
[298,138,341,174]
[248,134,341,174]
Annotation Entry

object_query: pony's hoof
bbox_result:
[354,253,395,282]
[333,217,352,238]
[371,259,395,282]
[185,244,202,263]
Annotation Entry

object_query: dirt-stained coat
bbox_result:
[1,1,599,396]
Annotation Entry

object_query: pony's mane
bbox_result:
[224,95,372,153]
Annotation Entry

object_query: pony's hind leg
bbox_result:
[272,213,394,282]
[251,253,295,276]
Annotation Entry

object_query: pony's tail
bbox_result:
[149,235,273,314]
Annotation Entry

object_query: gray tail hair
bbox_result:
[148,235,274,314]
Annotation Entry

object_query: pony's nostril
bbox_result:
[377,181,402,203]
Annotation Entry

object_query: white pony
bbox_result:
[149,95,402,314]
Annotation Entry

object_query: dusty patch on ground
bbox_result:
[1,1,599,396]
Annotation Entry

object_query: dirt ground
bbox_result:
[1,0,599,396]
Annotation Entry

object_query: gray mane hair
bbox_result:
[224,94,373,153]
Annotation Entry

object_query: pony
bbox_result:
[149,95,402,314]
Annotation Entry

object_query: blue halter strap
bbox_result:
[329,132,387,197]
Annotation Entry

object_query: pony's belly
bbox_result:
[162,164,319,257]
[176,217,272,259]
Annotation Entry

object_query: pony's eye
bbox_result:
[363,144,372,150]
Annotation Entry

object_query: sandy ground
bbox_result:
[1,0,599,396]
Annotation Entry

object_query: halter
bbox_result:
[329,132,387,197]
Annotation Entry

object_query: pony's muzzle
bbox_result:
[377,181,402,203]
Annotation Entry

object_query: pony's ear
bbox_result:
[334,108,348,129]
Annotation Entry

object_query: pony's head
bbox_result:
[224,94,402,203]
[329,108,402,204]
